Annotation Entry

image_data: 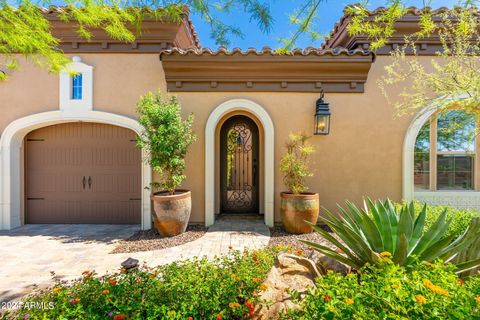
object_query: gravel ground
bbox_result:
[111,225,207,254]
[268,226,336,260]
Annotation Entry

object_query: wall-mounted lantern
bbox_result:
[314,90,331,135]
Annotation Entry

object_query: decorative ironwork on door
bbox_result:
[220,116,259,213]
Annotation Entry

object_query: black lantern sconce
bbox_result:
[314,90,331,135]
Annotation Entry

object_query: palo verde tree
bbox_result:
[373,5,480,117]
[0,0,273,81]
[2,0,480,87]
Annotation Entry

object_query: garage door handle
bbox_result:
[82,176,86,190]
[88,176,92,189]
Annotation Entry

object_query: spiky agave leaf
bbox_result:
[303,199,480,273]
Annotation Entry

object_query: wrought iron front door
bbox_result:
[220,116,259,213]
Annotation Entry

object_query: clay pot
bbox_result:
[151,190,191,236]
[280,192,319,234]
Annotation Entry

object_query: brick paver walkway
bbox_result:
[0,217,270,303]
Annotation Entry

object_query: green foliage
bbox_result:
[3,1,480,80]
[188,0,273,46]
[346,1,407,50]
[345,1,480,51]
[396,201,480,277]
[279,132,315,194]
[453,217,480,277]
[302,198,480,272]
[279,0,323,51]
[285,259,480,319]
[136,92,196,195]
[56,3,184,43]
[398,201,479,239]
[0,1,184,81]
[0,0,274,80]
[344,2,480,118]
[0,2,70,79]
[377,6,480,117]
[4,248,279,320]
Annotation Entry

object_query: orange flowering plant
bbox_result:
[5,248,280,320]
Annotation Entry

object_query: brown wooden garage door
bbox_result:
[25,122,141,224]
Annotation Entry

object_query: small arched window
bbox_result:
[414,110,476,191]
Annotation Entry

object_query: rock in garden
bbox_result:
[121,257,139,270]
[316,254,351,275]
[252,253,321,319]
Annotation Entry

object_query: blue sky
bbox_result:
[190,0,459,49]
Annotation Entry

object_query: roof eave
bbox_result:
[160,47,375,93]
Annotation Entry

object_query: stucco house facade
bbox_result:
[0,7,477,231]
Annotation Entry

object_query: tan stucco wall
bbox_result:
[1,54,421,224]
[177,56,415,222]
[0,54,166,131]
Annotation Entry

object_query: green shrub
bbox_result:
[303,198,480,272]
[136,92,196,195]
[4,248,279,320]
[411,201,480,239]
[285,259,480,319]
[279,132,315,194]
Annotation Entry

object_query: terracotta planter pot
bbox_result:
[280,192,319,234]
[151,190,191,236]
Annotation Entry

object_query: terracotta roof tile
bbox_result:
[160,46,373,58]
[322,6,479,49]
[39,5,200,48]
[160,45,375,93]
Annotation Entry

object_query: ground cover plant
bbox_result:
[285,258,480,319]
[3,248,278,320]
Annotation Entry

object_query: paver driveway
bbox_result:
[0,218,270,303]
[0,224,140,302]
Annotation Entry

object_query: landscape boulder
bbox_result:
[252,253,321,319]
[316,254,351,276]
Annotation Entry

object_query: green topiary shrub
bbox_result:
[285,259,480,319]
[5,248,280,320]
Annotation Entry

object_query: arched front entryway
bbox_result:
[205,99,274,227]
[220,115,260,214]
[0,110,152,230]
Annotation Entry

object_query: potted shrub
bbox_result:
[136,92,196,236]
[279,133,319,234]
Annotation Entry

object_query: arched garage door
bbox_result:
[25,122,141,224]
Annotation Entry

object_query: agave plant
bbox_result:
[301,198,480,274]
[451,217,480,277]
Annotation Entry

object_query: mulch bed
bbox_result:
[111,225,207,254]
[268,225,335,260]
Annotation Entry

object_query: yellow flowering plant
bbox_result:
[284,259,480,319]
